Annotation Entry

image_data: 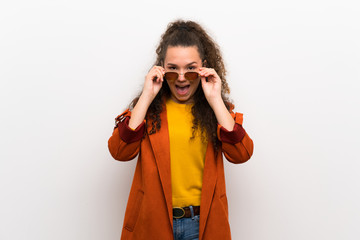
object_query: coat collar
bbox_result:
[147,100,217,239]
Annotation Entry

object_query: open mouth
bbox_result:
[175,85,190,95]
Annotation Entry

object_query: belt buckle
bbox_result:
[173,207,185,219]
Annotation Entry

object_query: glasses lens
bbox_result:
[184,72,199,81]
[164,72,178,81]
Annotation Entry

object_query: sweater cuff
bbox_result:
[217,123,246,144]
[117,117,146,143]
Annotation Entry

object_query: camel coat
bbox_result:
[108,102,254,240]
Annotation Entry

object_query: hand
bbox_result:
[142,65,165,102]
[199,67,222,106]
[199,67,235,130]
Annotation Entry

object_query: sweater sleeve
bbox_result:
[217,111,254,164]
[108,109,146,161]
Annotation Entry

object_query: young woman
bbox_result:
[108,19,254,240]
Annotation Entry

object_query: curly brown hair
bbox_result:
[129,19,233,149]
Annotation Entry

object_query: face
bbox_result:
[163,46,203,104]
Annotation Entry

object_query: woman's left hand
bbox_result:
[199,67,222,106]
[199,67,235,130]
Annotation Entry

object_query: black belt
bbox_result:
[173,206,200,219]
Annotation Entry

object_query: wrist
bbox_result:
[139,92,155,107]
[208,96,224,110]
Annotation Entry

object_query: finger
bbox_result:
[201,76,207,87]
[200,75,208,83]
[149,65,158,73]
[200,71,212,78]
[150,72,161,83]
[153,73,161,83]
[199,69,206,77]
[154,68,164,82]
[158,68,165,81]
[147,71,156,82]
[201,70,219,82]
[156,65,165,72]
[203,69,216,77]
[152,66,163,80]
[199,68,211,76]
[154,65,165,74]
[148,66,164,83]
[150,69,159,81]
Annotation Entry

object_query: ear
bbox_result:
[202,60,207,67]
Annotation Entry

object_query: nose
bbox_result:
[178,72,185,81]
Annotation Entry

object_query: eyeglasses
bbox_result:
[164,72,200,81]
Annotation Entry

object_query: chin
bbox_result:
[174,95,191,103]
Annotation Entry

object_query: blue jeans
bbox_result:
[173,205,200,240]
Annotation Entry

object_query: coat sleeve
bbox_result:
[217,109,254,164]
[107,109,146,161]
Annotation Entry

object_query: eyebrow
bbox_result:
[166,62,198,66]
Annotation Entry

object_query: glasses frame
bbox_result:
[164,71,200,81]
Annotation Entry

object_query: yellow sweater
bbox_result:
[166,98,208,208]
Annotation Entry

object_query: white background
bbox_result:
[1,0,359,239]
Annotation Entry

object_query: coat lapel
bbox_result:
[199,141,217,240]
[147,101,218,239]
[147,104,173,227]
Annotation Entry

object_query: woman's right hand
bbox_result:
[128,66,165,130]
[142,65,165,102]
